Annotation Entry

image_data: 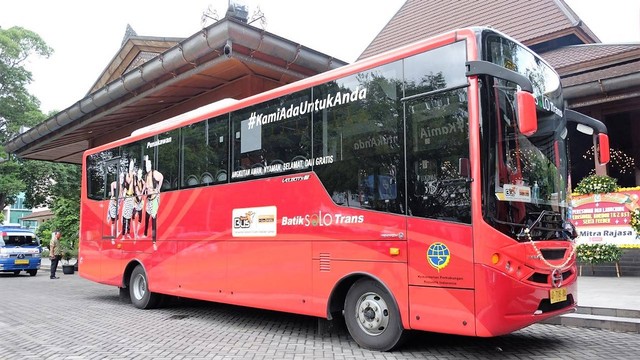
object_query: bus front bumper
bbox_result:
[474,264,577,337]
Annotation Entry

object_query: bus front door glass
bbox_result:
[406,89,471,222]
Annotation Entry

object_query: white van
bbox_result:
[0,224,42,276]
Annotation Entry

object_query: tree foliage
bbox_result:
[0,147,24,210]
[19,160,80,208]
[1,26,53,211]
[1,25,79,254]
[35,201,80,259]
[0,26,53,135]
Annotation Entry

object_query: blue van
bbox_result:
[0,225,42,276]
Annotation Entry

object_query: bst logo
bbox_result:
[233,211,255,229]
[505,187,516,197]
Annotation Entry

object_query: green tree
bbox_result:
[19,160,80,208]
[51,196,80,255]
[1,26,53,211]
[0,146,24,211]
[35,205,79,258]
[1,26,79,251]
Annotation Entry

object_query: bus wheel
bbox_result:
[344,278,405,351]
[129,265,161,309]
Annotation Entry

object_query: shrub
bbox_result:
[630,209,640,236]
[576,243,623,264]
[574,174,619,195]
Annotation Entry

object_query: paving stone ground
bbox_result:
[1,272,638,359]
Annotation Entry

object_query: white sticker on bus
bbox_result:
[232,206,277,237]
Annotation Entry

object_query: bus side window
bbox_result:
[405,89,471,223]
[313,60,405,215]
[231,90,312,181]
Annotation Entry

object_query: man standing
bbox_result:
[49,231,62,279]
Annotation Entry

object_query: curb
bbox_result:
[542,306,640,333]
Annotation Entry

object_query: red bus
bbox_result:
[80,27,610,351]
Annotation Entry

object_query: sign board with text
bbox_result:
[570,190,640,247]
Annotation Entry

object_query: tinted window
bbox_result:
[86,150,118,200]
[231,90,312,181]
[404,40,467,98]
[181,115,229,187]
[405,88,470,223]
[86,154,105,200]
[120,141,146,197]
[313,60,405,214]
[153,130,179,191]
[485,35,561,102]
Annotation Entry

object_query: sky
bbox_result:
[1,0,639,114]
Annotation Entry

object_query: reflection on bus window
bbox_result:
[231,90,312,181]
[406,88,471,223]
[313,60,405,214]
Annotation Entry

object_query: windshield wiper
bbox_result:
[517,210,576,241]
[488,209,575,242]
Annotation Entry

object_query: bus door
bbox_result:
[404,92,475,334]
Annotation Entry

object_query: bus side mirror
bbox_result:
[597,133,610,165]
[516,91,537,136]
[567,110,610,166]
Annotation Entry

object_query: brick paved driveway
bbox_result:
[1,272,638,359]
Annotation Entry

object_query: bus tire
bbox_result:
[344,278,405,351]
[129,265,161,309]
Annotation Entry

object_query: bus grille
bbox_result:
[526,269,573,285]
[537,294,574,313]
[539,248,566,260]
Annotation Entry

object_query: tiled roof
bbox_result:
[19,209,54,220]
[359,0,599,60]
[561,60,640,87]
[542,44,640,72]
[541,44,640,87]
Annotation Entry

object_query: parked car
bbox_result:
[0,224,42,276]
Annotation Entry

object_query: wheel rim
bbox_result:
[355,291,390,336]
[132,273,147,300]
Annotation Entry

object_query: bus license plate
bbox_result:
[14,259,29,265]
[550,288,567,304]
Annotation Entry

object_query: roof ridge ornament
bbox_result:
[121,24,138,47]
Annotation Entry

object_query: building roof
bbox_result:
[90,33,183,93]
[542,43,640,76]
[540,43,640,106]
[4,18,347,164]
[19,209,53,221]
[358,0,640,109]
[359,0,600,60]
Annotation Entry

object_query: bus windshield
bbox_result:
[482,34,571,241]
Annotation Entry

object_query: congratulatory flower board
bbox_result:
[571,188,640,248]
